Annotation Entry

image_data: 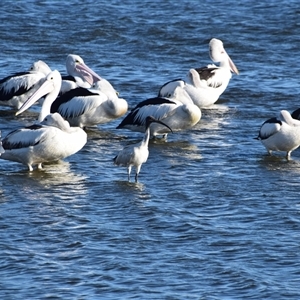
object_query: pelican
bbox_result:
[0,60,52,109]
[117,86,201,137]
[158,38,239,108]
[1,112,87,171]
[60,54,102,95]
[114,116,173,182]
[16,70,128,128]
[255,110,300,160]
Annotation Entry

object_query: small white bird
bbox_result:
[60,54,102,95]
[114,116,173,182]
[256,110,300,160]
[1,112,87,171]
[0,60,52,109]
[158,38,239,108]
[117,86,201,138]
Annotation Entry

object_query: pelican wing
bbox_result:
[0,72,41,100]
[291,108,300,120]
[51,87,105,119]
[194,66,222,88]
[257,117,282,140]
[157,78,184,97]
[117,97,176,127]
[2,124,48,150]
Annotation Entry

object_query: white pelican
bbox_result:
[1,112,87,171]
[117,86,201,137]
[158,38,239,108]
[60,54,102,95]
[0,60,52,109]
[16,70,128,128]
[256,110,300,160]
[114,116,173,182]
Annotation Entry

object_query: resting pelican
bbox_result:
[114,116,173,182]
[255,110,300,160]
[60,54,102,95]
[1,112,87,171]
[0,60,52,109]
[158,38,239,108]
[16,70,128,128]
[117,86,201,137]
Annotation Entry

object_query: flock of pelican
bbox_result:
[1,37,297,181]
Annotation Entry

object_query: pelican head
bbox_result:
[30,60,52,75]
[66,54,102,86]
[209,38,239,75]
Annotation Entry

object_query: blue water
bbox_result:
[0,0,300,299]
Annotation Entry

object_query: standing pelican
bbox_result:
[1,112,87,171]
[16,70,128,128]
[158,38,239,108]
[114,116,173,182]
[255,110,300,160]
[60,54,102,95]
[117,86,201,137]
[0,60,52,109]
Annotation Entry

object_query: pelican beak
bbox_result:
[228,55,239,75]
[154,119,173,133]
[75,63,102,86]
[16,78,54,116]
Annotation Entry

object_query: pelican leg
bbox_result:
[135,165,141,182]
[37,163,43,170]
[286,151,291,160]
[27,164,33,171]
[127,166,132,181]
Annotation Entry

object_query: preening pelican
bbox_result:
[256,110,300,160]
[16,70,128,128]
[60,54,102,95]
[1,112,87,171]
[158,38,239,108]
[0,60,52,109]
[117,86,201,137]
[114,116,173,182]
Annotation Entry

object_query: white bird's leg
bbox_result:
[268,150,272,156]
[127,166,132,181]
[37,163,43,170]
[286,151,291,160]
[135,165,142,182]
[27,164,33,171]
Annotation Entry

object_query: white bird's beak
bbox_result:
[75,63,102,86]
[228,55,239,75]
[16,78,54,116]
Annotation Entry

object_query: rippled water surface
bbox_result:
[1,1,300,299]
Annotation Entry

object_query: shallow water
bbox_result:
[0,1,300,299]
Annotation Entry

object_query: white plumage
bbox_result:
[1,112,87,171]
[256,110,300,159]
[158,38,239,108]
[114,116,173,182]
[117,86,201,137]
